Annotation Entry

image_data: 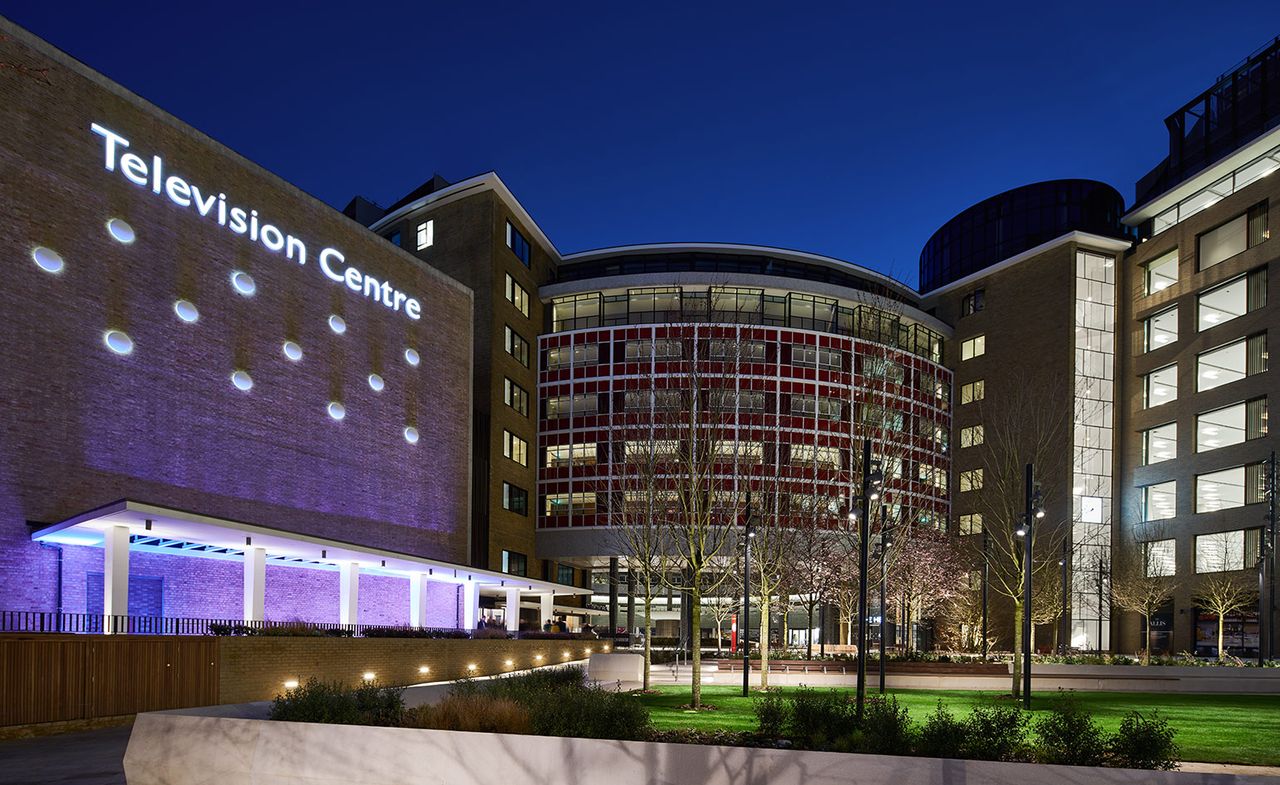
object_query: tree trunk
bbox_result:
[716,618,723,654]
[642,597,652,691]
[1142,611,1152,665]
[1011,600,1023,698]
[806,599,815,659]
[691,585,703,708]
[760,596,771,690]
[1216,611,1226,661]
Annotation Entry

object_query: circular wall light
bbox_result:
[231,370,254,391]
[32,246,64,274]
[403,426,420,444]
[282,341,303,362]
[106,218,135,244]
[231,270,256,296]
[367,373,385,392]
[328,315,347,334]
[103,329,134,355]
[327,401,346,421]
[404,348,420,367]
[174,299,199,323]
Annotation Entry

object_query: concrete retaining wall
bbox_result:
[124,707,1277,785]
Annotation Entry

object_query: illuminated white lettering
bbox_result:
[345,266,363,292]
[165,176,191,207]
[91,123,129,171]
[319,248,345,282]
[406,299,421,320]
[191,186,216,217]
[120,153,148,186]
[229,207,248,234]
[286,235,306,265]
[260,224,285,252]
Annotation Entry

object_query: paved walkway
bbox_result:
[0,725,130,785]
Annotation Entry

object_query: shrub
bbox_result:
[647,728,755,747]
[857,695,914,755]
[915,701,966,759]
[961,704,1027,761]
[1106,711,1178,770]
[270,678,404,726]
[404,694,530,734]
[754,690,790,738]
[788,688,857,751]
[472,627,514,639]
[454,666,650,740]
[1032,694,1105,766]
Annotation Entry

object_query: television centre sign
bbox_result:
[91,124,422,320]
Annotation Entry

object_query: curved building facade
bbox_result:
[535,245,953,560]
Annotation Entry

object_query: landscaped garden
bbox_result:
[637,685,1280,766]
[267,666,1280,769]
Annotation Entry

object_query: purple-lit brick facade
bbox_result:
[0,24,473,623]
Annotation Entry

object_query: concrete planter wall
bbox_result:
[124,707,1261,785]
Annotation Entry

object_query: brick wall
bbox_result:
[218,637,594,703]
[0,18,473,616]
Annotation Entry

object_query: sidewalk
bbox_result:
[0,725,130,785]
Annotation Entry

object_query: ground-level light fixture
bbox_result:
[466,663,477,671]
[418,666,430,674]
[361,672,376,681]
[283,679,299,689]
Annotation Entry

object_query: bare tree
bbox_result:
[609,486,670,691]
[1194,572,1257,661]
[1110,526,1176,663]
[748,470,799,688]
[889,531,966,651]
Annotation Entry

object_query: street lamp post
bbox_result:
[1015,463,1044,710]
[1264,450,1276,664]
[742,493,754,698]
[855,440,883,719]
[878,512,892,694]
[1058,540,1069,655]
[981,528,989,658]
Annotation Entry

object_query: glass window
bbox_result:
[1195,465,1261,513]
[1143,365,1178,407]
[959,469,982,492]
[547,344,599,369]
[623,440,678,462]
[624,390,682,410]
[1198,213,1248,270]
[863,356,906,384]
[1196,335,1268,391]
[961,289,985,317]
[1195,530,1247,573]
[791,444,841,468]
[504,326,530,367]
[1144,250,1178,295]
[386,229,401,247]
[958,513,982,535]
[791,395,843,420]
[1144,539,1176,577]
[625,339,682,360]
[1197,275,1246,331]
[1144,307,1178,351]
[793,345,843,369]
[502,431,528,466]
[708,339,767,361]
[501,550,527,577]
[415,220,433,250]
[708,389,765,411]
[919,464,947,491]
[505,274,530,318]
[546,443,597,467]
[857,403,905,430]
[545,492,596,516]
[713,441,763,463]
[1142,481,1177,521]
[556,564,574,585]
[960,425,984,448]
[1141,422,1177,465]
[504,378,529,417]
[960,335,986,360]
[1197,399,1268,452]
[501,482,528,515]
[506,220,531,266]
[960,379,985,404]
[545,394,598,418]
[552,293,601,331]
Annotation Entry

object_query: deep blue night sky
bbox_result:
[3,2,1272,287]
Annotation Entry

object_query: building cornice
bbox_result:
[920,231,1132,300]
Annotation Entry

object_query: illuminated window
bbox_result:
[1197,334,1267,392]
[960,335,985,361]
[547,344,598,369]
[958,513,982,535]
[501,482,528,516]
[792,345,843,369]
[1195,465,1266,513]
[503,431,528,466]
[1143,365,1178,407]
[791,444,841,468]
[545,443,597,467]
[708,339,767,361]
[416,220,434,250]
[1197,203,1268,271]
[545,492,596,516]
[1142,481,1176,521]
[1194,529,1262,573]
[1197,269,1266,331]
[501,550,528,577]
[712,441,763,463]
[708,389,765,412]
[959,469,982,492]
[504,378,529,417]
[504,326,530,367]
[791,395,843,420]
[545,394,598,418]
[624,390,682,411]
[959,425,984,448]
[1143,307,1178,351]
[1141,422,1177,465]
[960,379,985,404]
[1197,398,1267,452]
[1143,250,1178,295]
[505,274,530,318]
[506,220,531,266]
[625,339,682,360]
[1144,539,1176,577]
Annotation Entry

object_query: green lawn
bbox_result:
[636,685,1280,766]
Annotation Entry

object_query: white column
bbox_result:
[243,547,266,623]
[409,573,429,628]
[339,562,360,626]
[540,593,555,628]
[462,581,479,630]
[103,525,130,633]
[505,587,521,632]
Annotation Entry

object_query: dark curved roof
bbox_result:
[919,179,1130,292]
